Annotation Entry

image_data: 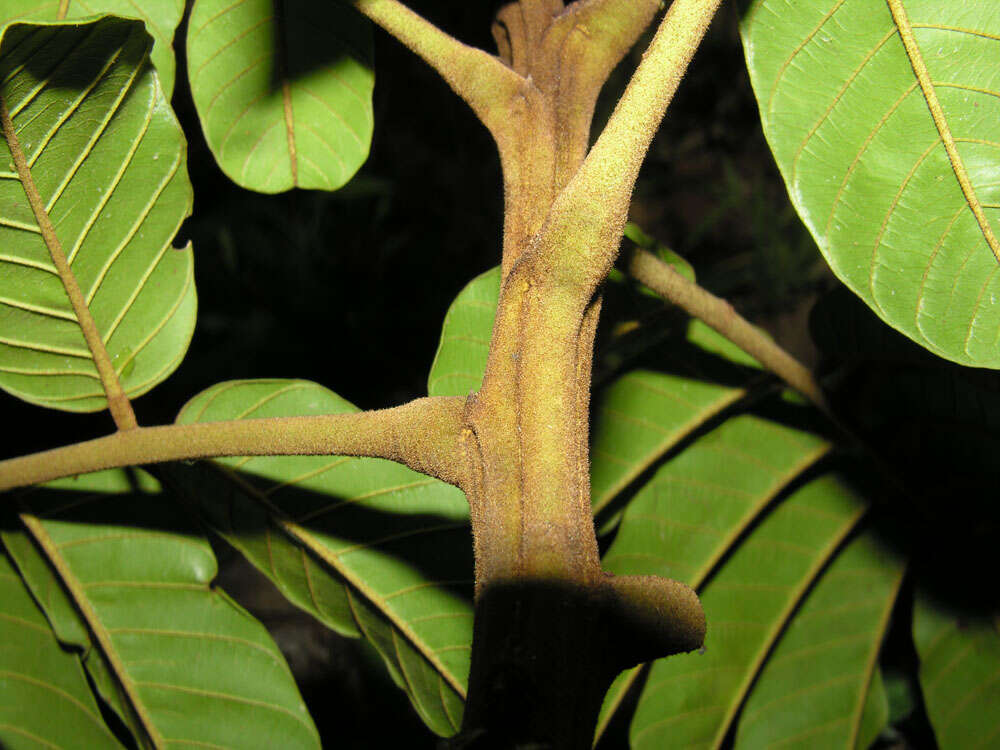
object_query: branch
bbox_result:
[0,396,471,492]
[546,0,661,183]
[528,0,724,292]
[353,0,525,138]
[626,247,831,415]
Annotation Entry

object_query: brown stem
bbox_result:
[626,246,831,414]
[0,397,470,492]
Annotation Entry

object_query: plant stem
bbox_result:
[626,246,831,414]
[0,397,469,492]
[352,0,524,138]
[534,0,724,294]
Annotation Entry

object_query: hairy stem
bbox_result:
[531,0,724,295]
[0,396,470,492]
[627,247,830,414]
[353,0,525,140]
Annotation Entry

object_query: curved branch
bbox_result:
[0,396,471,493]
[626,247,831,414]
[353,0,525,139]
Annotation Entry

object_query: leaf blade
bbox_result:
[913,592,1000,749]
[0,546,124,750]
[0,18,195,412]
[172,379,474,737]
[11,470,320,749]
[186,0,374,193]
[741,0,1000,367]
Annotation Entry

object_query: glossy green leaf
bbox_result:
[0,546,124,750]
[741,1,1000,367]
[173,379,473,737]
[0,2,185,97]
[7,469,319,749]
[733,532,904,749]
[187,0,374,193]
[913,592,1000,749]
[624,473,867,749]
[0,18,195,412]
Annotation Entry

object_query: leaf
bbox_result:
[2,475,153,745]
[186,0,374,193]
[172,379,473,737]
[0,18,195,412]
[7,469,320,749]
[427,266,501,398]
[594,410,832,741]
[590,338,761,517]
[733,532,904,749]
[622,473,867,749]
[0,545,124,750]
[913,592,1000,749]
[0,1,185,97]
[601,413,832,587]
[741,0,1000,367]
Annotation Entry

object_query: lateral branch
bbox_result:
[353,0,525,139]
[0,396,470,493]
[626,247,831,415]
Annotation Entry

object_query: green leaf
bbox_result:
[0,2,185,97]
[0,546,124,750]
[427,266,501,398]
[590,339,761,517]
[913,592,1000,749]
[173,379,473,737]
[601,413,831,587]
[0,18,195,412]
[741,1,1000,367]
[186,0,374,193]
[594,411,832,742]
[3,475,154,746]
[8,469,320,749]
[623,473,867,749]
[733,532,904,749]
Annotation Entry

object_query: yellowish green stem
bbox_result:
[0,397,469,492]
[627,247,830,414]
